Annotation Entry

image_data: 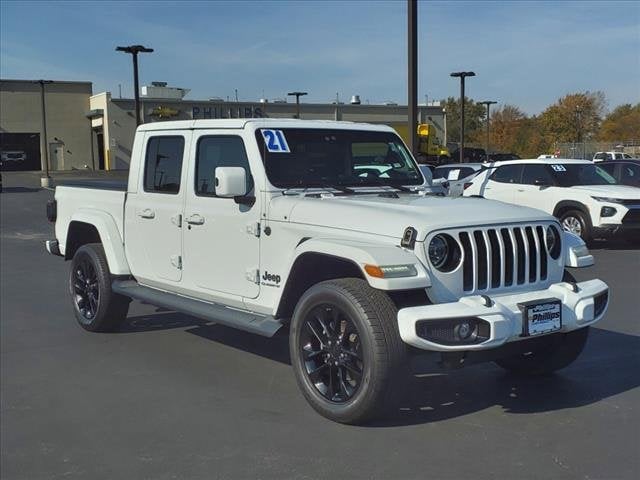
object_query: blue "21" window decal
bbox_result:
[261,129,290,153]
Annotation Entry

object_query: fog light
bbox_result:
[416,317,490,345]
[455,321,472,340]
[600,206,617,217]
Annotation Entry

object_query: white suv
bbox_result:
[464,159,640,243]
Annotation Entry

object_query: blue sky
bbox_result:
[1,0,638,114]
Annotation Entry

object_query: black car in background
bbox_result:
[597,159,640,188]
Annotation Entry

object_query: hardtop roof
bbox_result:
[137,118,397,133]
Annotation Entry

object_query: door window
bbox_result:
[594,153,605,161]
[144,136,185,194]
[621,163,640,184]
[598,163,616,175]
[489,164,523,183]
[195,136,253,196]
[522,164,555,185]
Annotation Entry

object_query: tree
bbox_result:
[599,103,640,142]
[485,104,526,153]
[537,91,606,145]
[442,96,486,147]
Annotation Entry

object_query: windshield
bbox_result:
[549,163,617,187]
[255,128,423,188]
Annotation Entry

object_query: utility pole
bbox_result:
[479,100,497,159]
[116,44,154,126]
[36,79,53,187]
[450,71,475,163]
[287,91,308,119]
[407,0,418,157]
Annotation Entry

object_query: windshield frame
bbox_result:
[254,127,425,189]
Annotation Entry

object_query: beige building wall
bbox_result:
[0,79,94,170]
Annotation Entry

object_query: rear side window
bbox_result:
[144,136,185,194]
[434,167,476,180]
[195,136,253,196]
[490,164,523,183]
[522,164,555,185]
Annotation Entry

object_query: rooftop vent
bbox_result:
[350,95,361,105]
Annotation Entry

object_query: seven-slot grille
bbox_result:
[458,225,550,293]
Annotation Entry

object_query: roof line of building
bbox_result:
[0,78,93,86]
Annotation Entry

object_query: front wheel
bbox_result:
[559,209,592,244]
[495,327,590,375]
[289,278,407,424]
[69,243,130,332]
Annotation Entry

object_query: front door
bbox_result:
[182,131,261,300]
[125,132,190,285]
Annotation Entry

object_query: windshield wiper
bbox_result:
[372,182,415,193]
[282,181,355,195]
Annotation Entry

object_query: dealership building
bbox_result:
[1,79,447,171]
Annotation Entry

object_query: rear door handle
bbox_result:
[186,214,205,225]
[138,208,155,219]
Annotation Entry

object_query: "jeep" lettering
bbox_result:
[262,271,281,284]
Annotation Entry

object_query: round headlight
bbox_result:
[428,234,461,272]
[546,225,561,259]
[428,235,449,269]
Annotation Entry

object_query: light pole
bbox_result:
[479,100,497,159]
[35,79,53,187]
[287,91,308,118]
[407,0,418,157]
[116,45,154,126]
[450,71,475,163]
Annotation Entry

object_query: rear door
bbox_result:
[516,164,556,213]
[125,131,190,285]
[481,164,523,203]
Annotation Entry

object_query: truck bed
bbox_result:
[54,184,127,256]
[55,180,127,191]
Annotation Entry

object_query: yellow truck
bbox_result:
[389,123,450,163]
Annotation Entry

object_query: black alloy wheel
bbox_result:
[72,253,100,320]
[69,243,130,332]
[299,304,364,403]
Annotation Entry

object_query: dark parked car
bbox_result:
[449,147,487,163]
[597,159,640,188]
[488,153,521,161]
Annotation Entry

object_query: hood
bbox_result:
[268,193,553,241]
[570,184,640,199]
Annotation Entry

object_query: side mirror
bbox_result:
[215,167,247,198]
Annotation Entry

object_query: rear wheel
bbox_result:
[69,243,130,332]
[289,278,407,424]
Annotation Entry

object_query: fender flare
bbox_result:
[553,200,589,218]
[287,237,430,291]
[68,210,131,275]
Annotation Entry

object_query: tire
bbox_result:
[495,326,590,375]
[559,209,592,244]
[69,243,130,332]
[289,278,407,424]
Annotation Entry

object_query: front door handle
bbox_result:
[186,214,205,225]
[138,208,155,219]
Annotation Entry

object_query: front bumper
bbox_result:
[398,279,609,352]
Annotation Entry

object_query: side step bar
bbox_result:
[112,280,282,337]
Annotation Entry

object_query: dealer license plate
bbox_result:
[520,299,562,336]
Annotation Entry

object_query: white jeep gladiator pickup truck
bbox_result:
[46,119,608,424]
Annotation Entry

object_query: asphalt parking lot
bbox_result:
[1,172,639,480]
